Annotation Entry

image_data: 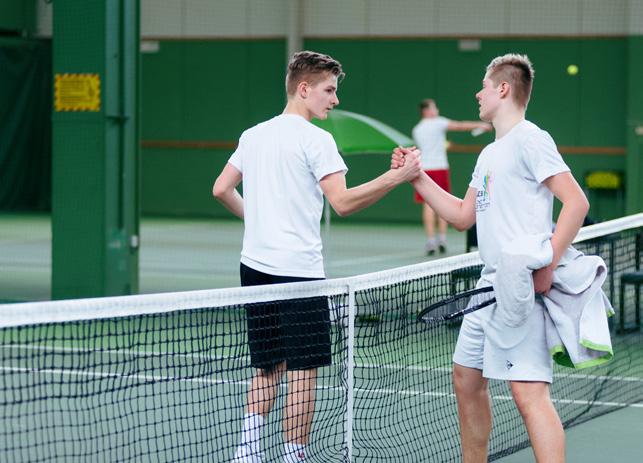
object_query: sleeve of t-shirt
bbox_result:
[469,156,482,189]
[227,132,246,172]
[522,130,570,183]
[438,117,450,131]
[307,130,348,181]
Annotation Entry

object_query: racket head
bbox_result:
[417,286,495,325]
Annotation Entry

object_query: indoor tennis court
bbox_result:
[2,1,643,462]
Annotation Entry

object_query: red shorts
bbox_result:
[414,169,451,203]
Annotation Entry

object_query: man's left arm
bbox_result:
[533,171,590,294]
[212,163,244,219]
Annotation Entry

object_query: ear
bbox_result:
[499,82,510,99]
[297,81,309,99]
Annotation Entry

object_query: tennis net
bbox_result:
[1,213,642,462]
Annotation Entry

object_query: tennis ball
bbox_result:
[567,64,579,76]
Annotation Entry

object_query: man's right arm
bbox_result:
[412,173,476,230]
[393,147,476,230]
[320,150,422,217]
[447,120,492,132]
[212,163,244,219]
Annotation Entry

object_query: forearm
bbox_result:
[449,121,491,131]
[549,197,589,267]
[334,170,398,216]
[216,189,244,219]
[412,173,473,230]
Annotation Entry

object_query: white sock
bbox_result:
[239,413,264,454]
[439,233,447,244]
[283,442,306,462]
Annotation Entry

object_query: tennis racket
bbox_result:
[417,286,496,325]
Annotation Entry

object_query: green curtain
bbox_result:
[0,37,52,211]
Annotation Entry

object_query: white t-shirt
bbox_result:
[469,120,570,276]
[412,116,450,170]
[228,114,347,278]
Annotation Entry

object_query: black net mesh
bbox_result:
[0,223,641,462]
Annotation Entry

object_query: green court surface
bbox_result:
[0,213,466,302]
[497,406,643,462]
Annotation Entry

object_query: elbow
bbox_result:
[452,216,476,232]
[334,205,350,217]
[212,182,225,200]
[452,222,468,232]
[580,196,590,216]
[328,198,351,217]
[452,221,470,232]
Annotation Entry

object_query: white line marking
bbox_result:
[1,365,641,409]
[5,344,643,384]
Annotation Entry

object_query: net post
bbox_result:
[345,284,355,462]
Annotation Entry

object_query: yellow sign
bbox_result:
[54,73,101,112]
[585,171,622,190]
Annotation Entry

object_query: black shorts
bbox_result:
[240,263,332,371]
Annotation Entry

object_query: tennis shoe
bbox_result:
[232,444,264,463]
[438,238,447,254]
[424,239,437,256]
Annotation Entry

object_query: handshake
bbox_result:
[389,146,423,184]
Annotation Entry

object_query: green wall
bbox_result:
[141,37,630,223]
[0,0,36,34]
[626,36,643,215]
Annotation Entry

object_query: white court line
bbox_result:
[358,362,643,384]
[1,365,642,410]
[5,344,643,385]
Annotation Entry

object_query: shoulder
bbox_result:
[281,114,333,139]
[240,116,278,140]
[520,120,554,143]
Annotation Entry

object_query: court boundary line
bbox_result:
[4,343,643,385]
[1,364,642,410]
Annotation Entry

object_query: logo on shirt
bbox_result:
[506,360,514,370]
[475,170,492,212]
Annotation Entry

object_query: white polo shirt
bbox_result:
[228,114,347,278]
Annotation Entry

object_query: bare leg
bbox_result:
[438,216,448,238]
[423,203,436,239]
[437,215,448,252]
[247,361,287,416]
[453,364,492,463]
[283,368,317,444]
[511,381,565,463]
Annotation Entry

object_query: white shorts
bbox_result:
[452,298,553,383]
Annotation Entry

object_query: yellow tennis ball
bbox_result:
[567,64,579,75]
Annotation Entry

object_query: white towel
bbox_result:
[494,233,553,328]
[491,236,614,368]
[543,248,614,368]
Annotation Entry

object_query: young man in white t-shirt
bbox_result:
[394,54,589,462]
[412,99,490,255]
[213,50,421,463]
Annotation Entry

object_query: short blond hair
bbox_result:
[286,50,344,96]
[486,54,534,107]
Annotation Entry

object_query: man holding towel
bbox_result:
[393,54,590,462]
